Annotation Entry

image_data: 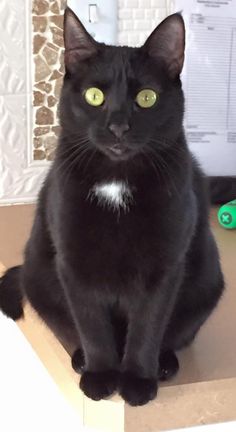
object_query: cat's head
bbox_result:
[60,8,185,162]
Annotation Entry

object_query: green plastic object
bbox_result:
[218,199,236,229]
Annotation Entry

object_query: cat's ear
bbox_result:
[143,13,185,78]
[64,7,99,71]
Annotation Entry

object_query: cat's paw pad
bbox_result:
[158,350,179,381]
[80,370,119,401]
[71,348,85,374]
[119,372,157,406]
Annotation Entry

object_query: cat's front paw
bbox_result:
[80,370,119,401]
[119,372,158,406]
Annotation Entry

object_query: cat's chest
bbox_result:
[89,180,133,213]
[59,179,186,284]
[62,179,172,251]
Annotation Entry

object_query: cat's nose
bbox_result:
[109,123,130,139]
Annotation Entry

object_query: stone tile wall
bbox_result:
[33,0,66,161]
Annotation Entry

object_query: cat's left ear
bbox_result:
[64,7,99,71]
[143,13,185,78]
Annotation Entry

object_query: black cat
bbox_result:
[1,8,233,406]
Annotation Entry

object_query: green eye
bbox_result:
[136,89,158,108]
[85,87,105,106]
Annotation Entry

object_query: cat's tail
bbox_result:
[209,176,236,205]
[0,266,24,320]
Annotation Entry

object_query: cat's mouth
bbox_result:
[104,144,132,161]
[92,131,140,161]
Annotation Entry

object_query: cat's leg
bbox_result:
[163,275,224,352]
[23,258,80,355]
[57,262,120,401]
[72,301,120,400]
[163,235,224,352]
[119,265,184,406]
[14,203,81,354]
[71,323,177,382]
[71,312,127,374]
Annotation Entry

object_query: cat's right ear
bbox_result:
[64,7,99,71]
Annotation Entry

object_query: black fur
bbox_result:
[0,266,24,320]
[0,10,226,406]
[209,176,236,204]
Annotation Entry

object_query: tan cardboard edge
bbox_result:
[125,377,236,432]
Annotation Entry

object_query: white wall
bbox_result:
[0,0,48,205]
[118,0,168,46]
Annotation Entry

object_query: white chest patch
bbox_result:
[89,181,133,212]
